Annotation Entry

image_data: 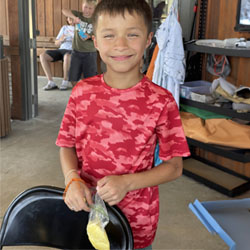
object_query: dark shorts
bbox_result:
[46,49,72,62]
[68,50,97,81]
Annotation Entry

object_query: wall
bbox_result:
[36,0,82,37]
[179,0,197,42]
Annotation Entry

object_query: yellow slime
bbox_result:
[87,219,110,250]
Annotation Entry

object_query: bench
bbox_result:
[3,35,102,78]
[36,36,64,77]
[3,36,63,77]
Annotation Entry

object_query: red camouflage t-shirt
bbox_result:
[56,74,190,249]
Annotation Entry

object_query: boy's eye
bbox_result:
[128,34,139,38]
[103,34,114,38]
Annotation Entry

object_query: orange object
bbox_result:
[146,44,159,80]
[63,178,86,200]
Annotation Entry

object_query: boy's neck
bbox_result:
[103,71,144,90]
[82,14,92,18]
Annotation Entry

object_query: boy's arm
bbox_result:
[55,35,66,47]
[97,157,183,206]
[62,9,80,23]
[126,156,182,189]
[60,147,93,211]
[60,147,79,183]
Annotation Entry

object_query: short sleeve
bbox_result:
[56,26,65,40]
[56,93,77,148]
[156,94,190,161]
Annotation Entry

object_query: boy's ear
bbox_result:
[146,32,153,49]
[92,35,99,50]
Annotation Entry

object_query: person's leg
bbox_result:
[68,51,83,87]
[82,52,98,79]
[39,51,54,81]
[41,50,61,90]
[63,53,71,81]
[60,52,71,90]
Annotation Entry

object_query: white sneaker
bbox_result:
[60,80,69,90]
[43,81,58,90]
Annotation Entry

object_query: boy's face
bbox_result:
[93,11,152,75]
[82,2,95,18]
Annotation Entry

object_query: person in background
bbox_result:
[56,0,190,249]
[62,0,98,87]
[153,1,166,20]
[40,17,75,91]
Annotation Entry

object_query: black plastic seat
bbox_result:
[0,186,133,249]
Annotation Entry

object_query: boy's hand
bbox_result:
[97,175,129,206]
[64,180,93,212]
[79,33,90,41]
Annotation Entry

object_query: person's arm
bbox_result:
[60,147,93,211]
[97,156,183,206]
[54,26,65,47]
[55,35,66,47]
[62,9,80,24]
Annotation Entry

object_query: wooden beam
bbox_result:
[7,0,23,119]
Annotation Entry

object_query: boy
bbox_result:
[56,0,190,249]
[62,0,98,86]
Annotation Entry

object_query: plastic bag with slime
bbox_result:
[87,193,110,250]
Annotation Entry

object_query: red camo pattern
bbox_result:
[56,74,190,248]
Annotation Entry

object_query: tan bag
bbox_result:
[181,111,250,149]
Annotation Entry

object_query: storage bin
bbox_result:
[189,198,250,250]
[180,80,211,99]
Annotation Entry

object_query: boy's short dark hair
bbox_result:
[83,0,98,4]
[92,0,152,34]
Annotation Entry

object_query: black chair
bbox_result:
[0,186,133,250]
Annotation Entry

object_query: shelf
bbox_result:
[184,43,250,57]
[183,41,250,197]
[183,158,250,197]
[187,138,250,163]
[180,98,250,121]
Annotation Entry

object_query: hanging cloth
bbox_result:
[153,0,186,166]
[152,0,185,106]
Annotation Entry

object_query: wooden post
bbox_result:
[0,57,11,137]
[7,0,23,119]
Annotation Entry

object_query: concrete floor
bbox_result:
[1,77,249,250]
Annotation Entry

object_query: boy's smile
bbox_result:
[111,55,132,61]
[93,11,152,81]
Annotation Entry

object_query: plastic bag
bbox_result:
[206,54,231,78]
[87,193,110,250]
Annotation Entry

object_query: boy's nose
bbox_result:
[115,37,128,49]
